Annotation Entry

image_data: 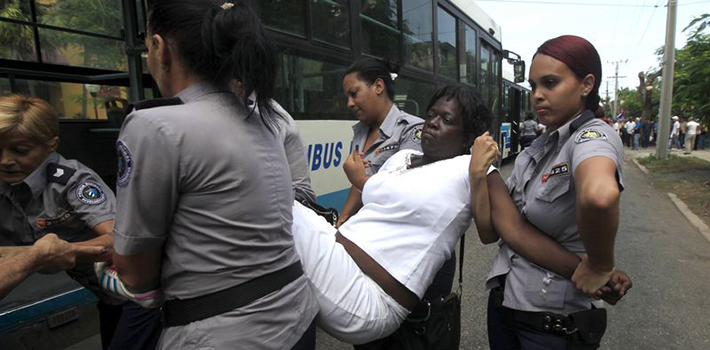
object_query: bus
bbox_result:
[501,68,532,159]
[0,0,525,348]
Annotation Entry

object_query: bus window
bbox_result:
[437,6,456,80]
[394,78,435,118]
[35,0,123,37]
[403,0,433,71]
[39,28,127,71]
[0,22,37,62]
[360,0,400,59]
[14,79,129,121]
[255,0,307,38]
[479,45,490,108]
[274,52,349,120]
[0,78,11,95]
[311,0,351,49]
[491,50,501,120]
[459,23,476,86]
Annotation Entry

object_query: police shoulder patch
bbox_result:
[76,181,106,205]
[411,126,422,144]
[116,140,133,188]
[46,163,76,185]
[575,128,608,144]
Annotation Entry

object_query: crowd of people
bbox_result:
[612,114,707,154]
[0,1,642,350]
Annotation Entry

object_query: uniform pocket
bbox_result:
[524,268,568,310]
[535,175,572,203]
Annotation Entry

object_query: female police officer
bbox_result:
[337,58,423,227]
[479,35,626,350]
[0,94,162,350]
[110,1,318,349]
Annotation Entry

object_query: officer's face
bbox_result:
[343,73,384,125]
[421,97,466,161]
[0,131,56,184]
[528,54,593,132]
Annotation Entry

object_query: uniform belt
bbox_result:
[512,309,577,335]
[163,261,303,327]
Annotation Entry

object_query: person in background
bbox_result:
[696,122,707,150]
[624,117,635,148]
[641,117,652,148]
[685,117,700,154]
[0,94,163,350]
[632,117,641,150]
[337,58,423,228]
[679,117,687,149]
[670,116,680,149]
[520,112,539,149]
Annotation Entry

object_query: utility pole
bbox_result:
[607,60,627,118]
[656,0,677,160]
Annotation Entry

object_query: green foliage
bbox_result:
[662,14,710,125]
[0,0,34,60]
[638,154,710,174]
[617,87,643,118]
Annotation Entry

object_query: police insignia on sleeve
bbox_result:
[575,128,608,144]
[412,126,422,144]
[116,140,133,188]
[76,182,106,205]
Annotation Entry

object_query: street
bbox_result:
[316,154,710,349]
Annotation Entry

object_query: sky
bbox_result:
[474,0,709,93]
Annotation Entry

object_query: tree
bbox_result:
[637,70,661,121]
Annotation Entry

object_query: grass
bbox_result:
[637,154,710,226]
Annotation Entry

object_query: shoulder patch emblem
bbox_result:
[76,181,106,205]
[575,128,608,144]
[46,163,76,185]
[116,140,133,188]
[411,126,422,144]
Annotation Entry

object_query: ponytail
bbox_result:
[148,0,282,129]
[345,58,401,101]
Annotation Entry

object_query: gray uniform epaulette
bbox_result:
[46,163,76,185]
[570,110,595,132]
[129,97,184,112]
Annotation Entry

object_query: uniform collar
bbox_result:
[351,104,404,138]
[176,81,231,103]
[544,110,595,154]
[22,152,60,198]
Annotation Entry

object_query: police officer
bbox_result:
[337,58,424,227]
[479,35,627,350]
[110,2,318,349]
[0,94,163,350]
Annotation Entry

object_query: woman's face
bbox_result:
[422,97,466,160]
[0,130,56,184]
[343,73,386,125]
[529,53,592,132]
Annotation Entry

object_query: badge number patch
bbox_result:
[575,128,608,143]
[412,127,422,144]
[76,182,106,205]
[117,140,133,187]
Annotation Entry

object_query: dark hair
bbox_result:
[344,58,400,101]
[147,0,280,127]
[426,84,490,151]
[525,112,534,121]
[535,35,602,112]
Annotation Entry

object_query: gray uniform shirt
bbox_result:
[0,152,121,304]
[112,82,317,347]
[486,110,624,315]
[351,104,424,176]
[272,101,317,204]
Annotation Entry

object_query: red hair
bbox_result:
[535,35,602,111]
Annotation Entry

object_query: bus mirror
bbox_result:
[514,61,526,83]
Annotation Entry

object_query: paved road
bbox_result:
[316,155,710,349]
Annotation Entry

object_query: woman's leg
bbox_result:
[291,202,409,344]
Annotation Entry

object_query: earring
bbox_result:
[582,93,588,98]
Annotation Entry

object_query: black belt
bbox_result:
[163,261,303,327]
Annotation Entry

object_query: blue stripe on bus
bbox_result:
[0,288,98,334]
[316,188,350,211]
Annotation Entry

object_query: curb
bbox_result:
[631,157,650,175]
[667,193,710,244]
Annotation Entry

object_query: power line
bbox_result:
[630,0,664,60]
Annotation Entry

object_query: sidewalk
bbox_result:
[624,146,710,163]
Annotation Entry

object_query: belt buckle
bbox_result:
[406,300,431,323]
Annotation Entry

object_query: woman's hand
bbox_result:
[343,146,369,190]
[469,132,500,177]
[597,269,632,305]
[572,254,613,296]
